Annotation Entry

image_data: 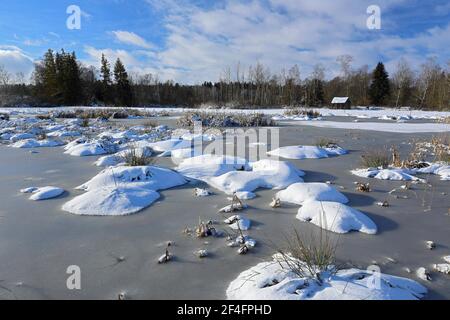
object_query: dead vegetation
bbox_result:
[284,108,321,118]
[0,113,9,121]
[177,111,275,128]
[356,182,371,193]
[276,227,339,284]
[316,138,338,148]
[360,149,390,168]
[53,108,154,120]
[120,145,154,167]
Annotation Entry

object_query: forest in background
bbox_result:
[0,50,449,110]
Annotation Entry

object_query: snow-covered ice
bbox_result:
[276,183,349,205]
[297,201,377,234]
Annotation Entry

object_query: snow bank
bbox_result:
[297,201,377,234]
[268,145,347,159]
[208,160,305,195]
[226,255,427,300]
[276,183,349,205]
[23,186,65,201]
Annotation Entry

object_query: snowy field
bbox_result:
[0,110,449,300]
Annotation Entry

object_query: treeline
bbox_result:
[0,50,449,110]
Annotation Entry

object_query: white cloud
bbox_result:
[0,47,34,79]
[111,31,154,49]
[143,0,449,83]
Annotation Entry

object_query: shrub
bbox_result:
[360,149,389,168]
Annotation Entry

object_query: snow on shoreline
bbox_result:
[226,255,427,300]
[1,106,449,120]
[290,121,450,133]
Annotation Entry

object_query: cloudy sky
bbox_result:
[0,0,449,83]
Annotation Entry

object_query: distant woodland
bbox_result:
[0,50,449,110]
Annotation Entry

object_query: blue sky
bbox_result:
[0,0,449,83]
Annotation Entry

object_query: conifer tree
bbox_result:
[113,58,132,106]
[100,54,112,104]
[369,62,391,105]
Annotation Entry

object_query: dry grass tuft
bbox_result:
[120,145,154,167]
[284,108,321,118]
[361,149,390,168]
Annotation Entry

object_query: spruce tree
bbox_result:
[42,49,57,103]
[100,54,112,104]
[369,62,391,105]
[113,58,132,106]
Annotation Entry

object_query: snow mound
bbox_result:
[65,140,118,157]
[352,168,423,181]
[208,160,305,195]
[414,163,450,181]
[146,139,192,156]
[63,165,187,216]
[94,147,153,167]
[62,187,160,216]
[276,183,349,205]
[226,255,427,300]
[25,186,65,201]
[176,155,250,180]
[268,145,347,160]
[297,201,377,234]
[77,166,187,192]
[11,139,65,148]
